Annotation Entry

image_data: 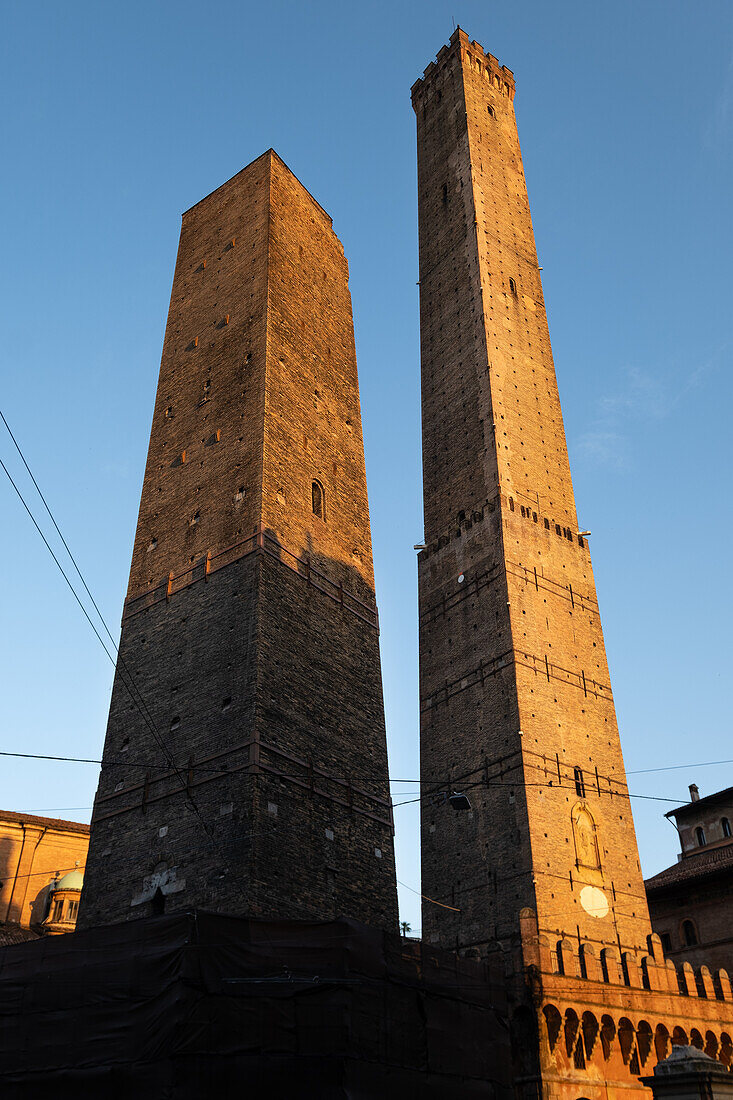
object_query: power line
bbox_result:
[0,749,411,784]
[0,749,689,803]
[0,748,708,808]
[397,877,461,912]
[0,410,190,787]
[1,409,725,920]
[628,759,733,775]
[0,409,121,662]
[0,456,122,673]
[391,777,685,807]
[0,414,183,764]
[0,415,248,901]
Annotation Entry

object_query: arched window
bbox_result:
[682,919,698,947]
[672,1026,689,1048]
[574,767,586,798]
[312,480,325,520]
[654,1024,670,1064]
[722,817,731,838]
[487,104,495,118]
[695,826,706,847]
[543,1004,562,1052]
[509,277,517,295]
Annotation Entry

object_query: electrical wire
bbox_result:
[0,748,695,809]
[1,409,727,924]
[397,877,461,912]
[0,418,248,901]
[628,759,733,775]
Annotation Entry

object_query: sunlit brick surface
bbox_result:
[79,151,397,931]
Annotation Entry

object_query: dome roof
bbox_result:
[53,869,84,892]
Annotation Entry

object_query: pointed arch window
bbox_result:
[312,480,325,521]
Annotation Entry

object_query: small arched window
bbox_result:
[312,480,325,520]
[487,104,495,118]
[682,920,698,947]
[509,277,517,295]
[695,826,706,847]
[574,767,586,798]
[722,817,731,838]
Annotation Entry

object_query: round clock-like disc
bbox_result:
[579,885,609,918]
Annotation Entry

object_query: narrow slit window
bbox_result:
[509,277,517,295]
[574,767,586,798]
[312,480,325,520]
[487,104,495,118]
[682,920,698,946]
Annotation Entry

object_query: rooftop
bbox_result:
[182,148,333,228]
[665,785,733,820]
[0,810,90,834]
[0,924,40,947]
[645,842,733,894]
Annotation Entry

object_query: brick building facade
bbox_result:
[78,151,398,931]
[412,29,733,1100]
[646,786,733,976]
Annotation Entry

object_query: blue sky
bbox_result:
[1,1,731,935]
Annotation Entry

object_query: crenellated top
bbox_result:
[518,910,733,1008]
[411,27,515,106]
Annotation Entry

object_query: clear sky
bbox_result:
[1,0,731,936]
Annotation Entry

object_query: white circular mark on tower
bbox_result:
[579,885,609,918]
[458,573,465,584]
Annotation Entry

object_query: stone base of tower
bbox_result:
[513,909,733,1100]
[0,911,511,1099]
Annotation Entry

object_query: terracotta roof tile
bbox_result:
[0,924,40,946]
[645,844,733,892]
[0,810,89,834]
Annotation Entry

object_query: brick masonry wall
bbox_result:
[79,152,397,931]
[648,877,733,976]
[413,30,650,959]
[412,31,733,1100]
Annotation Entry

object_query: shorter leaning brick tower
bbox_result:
[79,151,398,932]
[412,29,733,1100]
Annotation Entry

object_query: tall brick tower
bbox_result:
[412,28,650,962]
[79,150,398,931]
[412,31,733,1100]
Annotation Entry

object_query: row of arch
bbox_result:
[543,1005,733,1075]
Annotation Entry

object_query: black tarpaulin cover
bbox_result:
[0,911,511,1098]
